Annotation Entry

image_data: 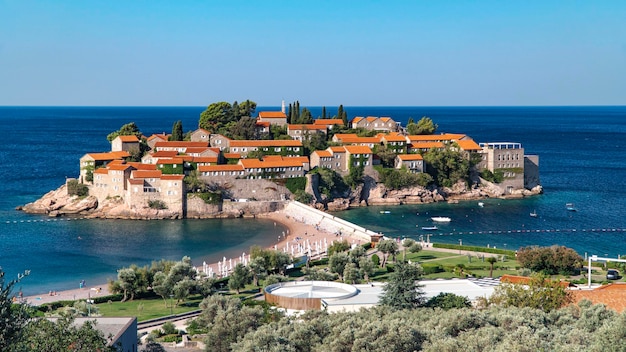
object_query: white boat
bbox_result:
[421,226,438,231]
[379,210,391,214]
[478,202,484,207]
[566,203,577,212]
[431,216,451,223]
[530,210,538,217]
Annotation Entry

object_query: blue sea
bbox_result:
[1,106,625,295]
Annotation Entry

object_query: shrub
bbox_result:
[516,245,583,275]
[148,200,167,209]
[285,177,307,193]
[194,191,222,204]
[294,189,313,203]
[161,322,178,335]
[421,264,444,275]
[67,179,89,197]
[371,254,380,267]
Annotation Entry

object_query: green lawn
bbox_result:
[96,295,203,322]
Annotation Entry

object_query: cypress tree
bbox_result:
[171,120,183,141]
[322,106,327,119]
[295,101,300,123]
[287,103,293,124]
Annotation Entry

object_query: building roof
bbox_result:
[570,283,626,313]
[126,162,157,170]
[258,111,287,119]
[191,156,218,163]
[313,150,333,158]
[344,145,373,154]
[329,146,347,153]
[156,158,184,165]
[397,154,423,161]
[380,134,406,142]
[407,133,467,142]
[192,128,211,135]
[132,170,163,178]
[83,151,130,161]
[154,141,210,148]
[287,124,328,131]
[223,153,241,159]
[229,139,302,147]
[147,133,169,142]
[198,164,245,172]
[408,142,445,149]
[240,156,306,168]
[335,135,381,144]
[313,119,344,126]
[499,275,571,288]
[116,135,140,142]
[94,168,109,175]
[149,151,179,158]
[161,175,185,180]
[456,139,482,151]
[107,164,134,171]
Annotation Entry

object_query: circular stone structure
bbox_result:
[264,281,358,310]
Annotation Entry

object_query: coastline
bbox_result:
[23,207,363,306]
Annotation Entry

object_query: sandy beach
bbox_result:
[24,208,365,306]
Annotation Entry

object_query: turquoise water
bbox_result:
[1,106,625,294]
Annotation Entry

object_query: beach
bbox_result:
[24,208,364,306]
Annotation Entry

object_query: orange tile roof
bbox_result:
[381,134,406,142]
[336,135,381,144]
[198,164,244,172]
[85,151,130,161]
[126,162,157,170]
[344,145,373,154]
[287,156,310,163]
[150,151,179,158]
[229,140,302,147]
[571,283,626,313]
[94,168,109,174]
[154,141,210,148]
[456,139,482,151]
[408,142,445,149]
[128,179,144,185]
[287,124,328,131]
[500,275,571,288]
[132,170,162,178]
[329,146,347,153]
[108,159,125,165]
[407,133,467,142]
[194,128,211,134]
[117,135,139,142]
[156,158,184,164]
[191,156,218,163]
[107,164,133,171]
[313,119,344,125]
[334,133,358,139]
[224,153,241,159]
[256,121,271,127]
[397,154,423,161]
[147,133,169,141]
[161,175,185,180]
[380,117,392,122]
[258,111,287,118]
[313,150,332,157]
[240,157,305,168]
[351,117,364,123]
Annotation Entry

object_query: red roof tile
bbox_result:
[229,140,302,147]
[258,111,287,119]
[132,170,162,178]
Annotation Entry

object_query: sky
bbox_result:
[1,1,625,106]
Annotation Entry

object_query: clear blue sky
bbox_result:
[1,1,625,106]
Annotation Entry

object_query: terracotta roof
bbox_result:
[126,162,157,170]
[256,121,271,127]
[193,128,211,134]
[198,164,244,172]
[108,159,125,165]
[329,146,347,153]
[94,168,109,174]
[397,154,423,161]
[407,133,467,142]
[344,145,373,154]
[117,135,139,143]
[150,151,179,158]
[147,133,169,141]
[154,141,210,148]
[132,170,162,178]
[287,124,328,131]
[240,156,305,168]
[191,156,218,163]
[107,164,133,171]
[313,119,344,126]
[313,150,332,157]
[333,133,358,139]
[161,175,185,180]
[380,117,393,122]
[335,135,381,144]
[258,111,287,119]
[156,158,184,164]
[224,153,241,159]
[351,117,364,123]
[571,283,626,312]
[128,179,144,185]
[287,156,310,163]
[229,140,302,147]
[456,139,482,151]
[408,142,445,149]
[380,134,406,142]
[84,151,130,161]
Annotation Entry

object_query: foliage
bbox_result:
[433,243,516,256]
[141,341,167,352]
[371,254,380,267]
[480,168,504,183]
[377,239,399,267]
[107,122,142,142]
[0,270,32,352]
[516,245,583,275]
[488,273,572,312]
[379,261,425,309]
[284,177,307,194]
[425,292,472,309]
[337,104,348,125]
[19,315,116,351]
[302,131,328,154]
[328,252,350,280]
[293,189,313,204]
[170,120,183,141]
[327,240,350,256]
[344,155,364,188]
[228,263,251,294]
[301,266,338,281]
[198,100,257,134]
[148,200,168,210]
[67,179,89,197]
[374,144,398,168]
[407,116,438,135]
[183,169,206,193]
[378,167,432,189]
[423,146,471,187]
[311,167,349,199]
[231,116,258,140]
[250,246,292,275]
[194,295,267,352]
[194,191,222,204]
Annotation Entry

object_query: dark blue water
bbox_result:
[1,106,625,294]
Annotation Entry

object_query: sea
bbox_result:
[1,106,625,295]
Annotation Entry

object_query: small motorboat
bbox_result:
[431,216,451,223]
[530,210,538,218]
[421,226,438,231]
[478,202,484,207]
[566,203,577,212]
[379,210,391,214]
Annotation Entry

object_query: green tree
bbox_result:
[486,257,498,278]
[20,316,115,351]
[375,144,397,168]
[489,273,572,312]
[231,116,258,140]
[142,341,167,352]
[327,240,350,256]
[106,122,142,142]
[170,120,183,141]
[358,256,376,282]
[423,146,470,187]
[425,292,472,310]
[0,269,31,352]
[408,116,438,135]
[379,261,425,309]
[516,245,583,275]
[377,239,399,267]
[301,267,338,281]
[343,262,360,284]
[329,252,350,280]
[228,263,251,294]
[238,99,257,117]
[67,179,89,197]
[199,101,233,132]
[117,268,138,302]
[248,256,267,287]
[151,271,172,308]
[337,104,348,125]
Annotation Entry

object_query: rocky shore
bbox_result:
[18,179,542,219]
